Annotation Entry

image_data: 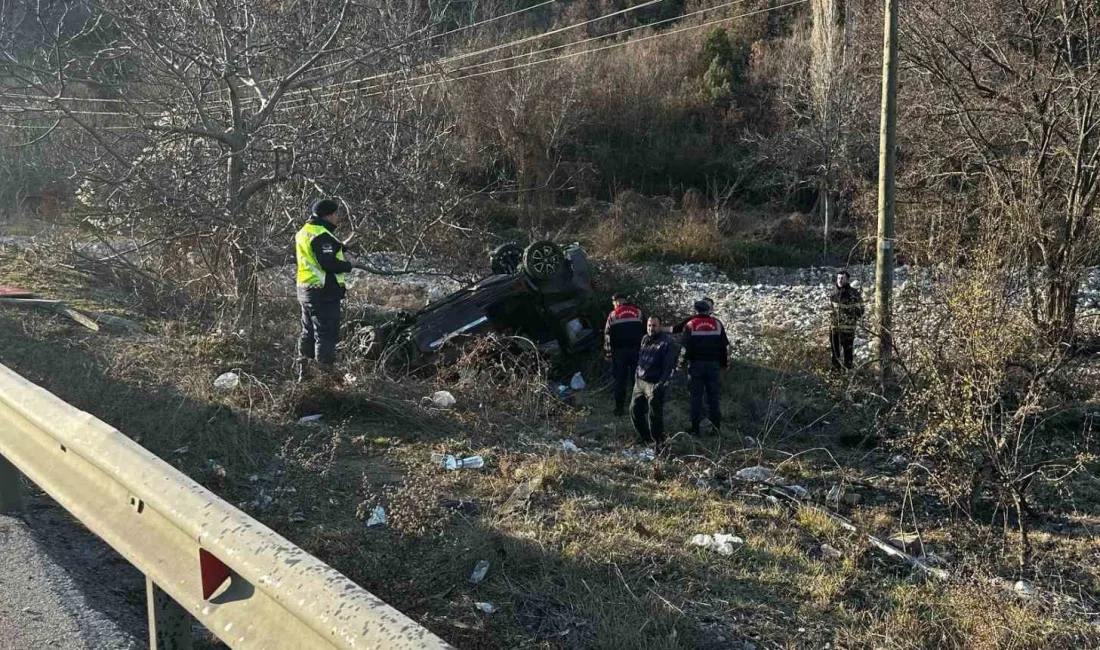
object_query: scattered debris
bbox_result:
[343,373,358,385]
[0,296,100,331]
[785,485,810,500]
[889,454,909,468]
[207,460,227,478]
[868,535,948,580]
[820,543,843,560]
[622,448,656,462]
[561,439,581,454]
[298,414,323,424]
[213,371,240,391]
[171,446,189,455]
[735,466,776,483]
[826,484,842,505]
[248,474,259,483]
[689,533,744,556]
[89,311,143,334]
[366,505,387,527]
[469,560,490,584]
[424,390,456,409]
[569,372,586,391]
[501,477,543,515]
[1013,579,1034,597]
[887,532,924,556]
[474,602,497,614]
[431,453,485,470]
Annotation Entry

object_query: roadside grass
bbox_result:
[0,245,1097,649]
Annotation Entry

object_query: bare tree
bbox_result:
[904,0,1100,341]
[0,0,462,322]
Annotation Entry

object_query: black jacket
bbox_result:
[680,315,730,366]
[299,217,354,303]
[637,332,678,384]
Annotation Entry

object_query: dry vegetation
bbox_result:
[2,243,1098,649]
[3,0,1100,647]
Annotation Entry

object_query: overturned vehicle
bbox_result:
[356,241,599,369]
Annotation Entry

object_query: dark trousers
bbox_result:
[299,299,342,365]
[830,329,854,369]
[630,378,667,445]
[611,348,639,414]
[688,360,722,434]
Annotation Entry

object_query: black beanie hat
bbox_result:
[311,199,339,218]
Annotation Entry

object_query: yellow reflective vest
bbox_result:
[295,222,347,289]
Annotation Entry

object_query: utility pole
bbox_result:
[874,0,898,385]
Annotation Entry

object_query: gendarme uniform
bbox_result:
[295,200,353,380]
[605,301,645,416]
[680,301,730,436]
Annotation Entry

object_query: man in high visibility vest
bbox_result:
[295,199,358,382]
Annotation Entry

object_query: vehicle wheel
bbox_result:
[522,241,565,280]
[379,340,416,380]
[490,243,524,275]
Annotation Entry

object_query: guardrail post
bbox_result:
[147,576,193,650]
[0,453,22,513]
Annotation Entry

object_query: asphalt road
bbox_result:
[0,495,143,650]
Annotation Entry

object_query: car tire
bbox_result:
[522,241,565,280]
[490,243,524,275]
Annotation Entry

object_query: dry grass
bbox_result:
[0,247,1097,649]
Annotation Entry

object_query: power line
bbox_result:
[1,0,629,112]
[368,0,807,97]
[201,0,564,101]
[291,0,805,107]
[272,0,665,107]
[277,0,757,112]
[1,0,806,126]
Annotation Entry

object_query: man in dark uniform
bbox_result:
[829,269,864,370]
[604,294,645,416]
[680,300,730,436]
[631,316,677,447]
[666,297,714,335]
[295,199,358,382]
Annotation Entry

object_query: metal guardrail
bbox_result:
[0,363,454,650]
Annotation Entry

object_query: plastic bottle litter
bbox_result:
[689,533,744,556]
[785,485,810,499]
[474,602,497,614]
[431,453,484,470]
[366,505,387,527]
[213,371,240,391]
[469,560,490,584]
[569,372,586,391]
[735,465,776,483]
[298,414,323,423]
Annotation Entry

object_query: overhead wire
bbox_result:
[277,0,759,112]
[1,0,807,126]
